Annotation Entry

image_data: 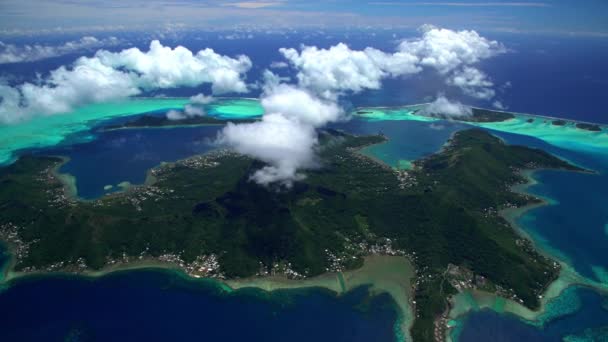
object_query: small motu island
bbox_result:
[0,124,583,341]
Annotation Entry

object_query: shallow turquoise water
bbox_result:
[0,98,263,198]
[0,97,263,166]
[331,118,467,168]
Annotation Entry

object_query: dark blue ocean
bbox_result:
[0,267,398,342]
[46,117,223,199]
[459,287,608,342]
[486,129,608,281]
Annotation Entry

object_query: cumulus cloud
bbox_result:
[447,67,495,100]
[189,93,214,104]
[217,82,344,186]
[1,57,140,121]
[260,84,343,126]
[419,95,472,118]
[280,25,505,100]
[0,36,120,64]
[269,61,289,69]
[492,100,506,110]
[279,43,419,98]
[218,113,317,186]
[399,25,505,74]
[0,40,251,124]
[166,109,186,120]
[96,40,251,93]
[166,102,206,120]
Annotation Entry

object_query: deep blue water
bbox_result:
[459,287,608,342]
[0,268,398,342]
[47,124,222,199]
[483,129,608,282]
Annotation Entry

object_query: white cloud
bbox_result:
[0,41,251,123]
[447,67,495,100]
[279,43,420,98]
[218,113,317,186]
[492,100,506,110]
[185,104,205,116]
[96,40,251,93]
[189,93,214,104]
[399,25,506,74]
[280,25,505,100]
[419,95,472,118]
[0,36,120,64]
[217,83,344,187]
[166,109,186,120]
[260,84,343,126]
[4,57,140,120]
[269,61,289,69]
[166,104,205,120]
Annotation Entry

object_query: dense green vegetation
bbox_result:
[467,108,515,122]
[552,119,567,126]
[575,122,602,131]
[418,107,515,122]
[0,129,580,341]
[103,114,256,130]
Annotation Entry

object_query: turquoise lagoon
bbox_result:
[0,97,263,166]
[0,98,263,198]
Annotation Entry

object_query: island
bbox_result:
[551,119,567,126]
[0,129,582,341]
[103,114,256,130]
[575,122,602,132]
[414,107,515,122]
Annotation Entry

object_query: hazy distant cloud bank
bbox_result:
[0,36,120,64]
[0,40,251,123]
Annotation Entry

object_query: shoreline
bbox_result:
[226,255,416,341]
[445,168,608,341]
[354,104,607,127]
[0,254,416,342]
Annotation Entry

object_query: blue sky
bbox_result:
[1,0,607,37]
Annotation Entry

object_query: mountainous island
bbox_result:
[0,125,582,341]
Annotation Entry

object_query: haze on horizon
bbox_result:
[1,0,607,37]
